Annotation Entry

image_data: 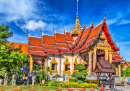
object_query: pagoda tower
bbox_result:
[71,0,81,40]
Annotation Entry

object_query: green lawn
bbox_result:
[0,85,99,90]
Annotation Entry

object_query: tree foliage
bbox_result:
[0,24,28,78]
[123,67,130,77]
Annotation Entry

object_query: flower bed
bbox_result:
[59,82,98,88]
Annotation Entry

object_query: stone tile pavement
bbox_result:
[0,90,101,91]
[114,86,130,91]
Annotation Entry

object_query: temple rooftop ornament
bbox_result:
[71,0,81,40]
[71,0,81,34]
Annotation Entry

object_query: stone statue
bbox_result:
[12,74,17,85]
[20,66,30,85]
[4,72,9,85]
[32,75,36,85]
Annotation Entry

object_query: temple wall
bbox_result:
[61,53,65,73]
[47,54,52,67]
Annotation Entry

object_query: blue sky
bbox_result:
[0,0,130,61]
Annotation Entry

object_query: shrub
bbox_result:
[69,78,76,82]
[48,80,62,87]
[59,82,98,88]
[80,70,87,75]
[87,80,97,83]
[84,78,88,82]
[72,71,82,78]
[74,64,86,71]
[72,64,87,82]
[77,80,83,84]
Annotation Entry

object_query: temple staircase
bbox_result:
[63,74,71,82]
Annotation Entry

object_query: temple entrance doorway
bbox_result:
[32,55,47,71]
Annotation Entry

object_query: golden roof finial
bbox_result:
[71,0,81,34]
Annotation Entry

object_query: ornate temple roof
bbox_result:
[8,0,125,63]
[112,51,125,63]
[94,59,116,73]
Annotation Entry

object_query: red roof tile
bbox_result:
[44,45,57,49]
[29,47,43,51]
[65,32,74,41]
[55,33,66,43]
[113,51,119,55]
[80,26,91,40]
[29,37,42,47]
[57,44,68,48]
[115,55,122,59]
[43,35,56,45]
[68,42,73,45]
[44,49,59,53]
[87,24,102,40]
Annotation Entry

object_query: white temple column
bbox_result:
[71,53,74,74]
[88,51,92,75]
[59,54,61,74]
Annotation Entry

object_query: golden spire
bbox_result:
[71,0,81,34]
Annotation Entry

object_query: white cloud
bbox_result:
[106,19,117,25]
[0,0,38,22]
[22,20,46,31]
[118,20,130,25]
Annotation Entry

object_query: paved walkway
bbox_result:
[114,86,130,91]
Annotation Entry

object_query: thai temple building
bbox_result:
[9,0,126,77]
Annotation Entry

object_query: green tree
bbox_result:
[0,24,28,78]
[72,64,87,83]
[123,67,130,77]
